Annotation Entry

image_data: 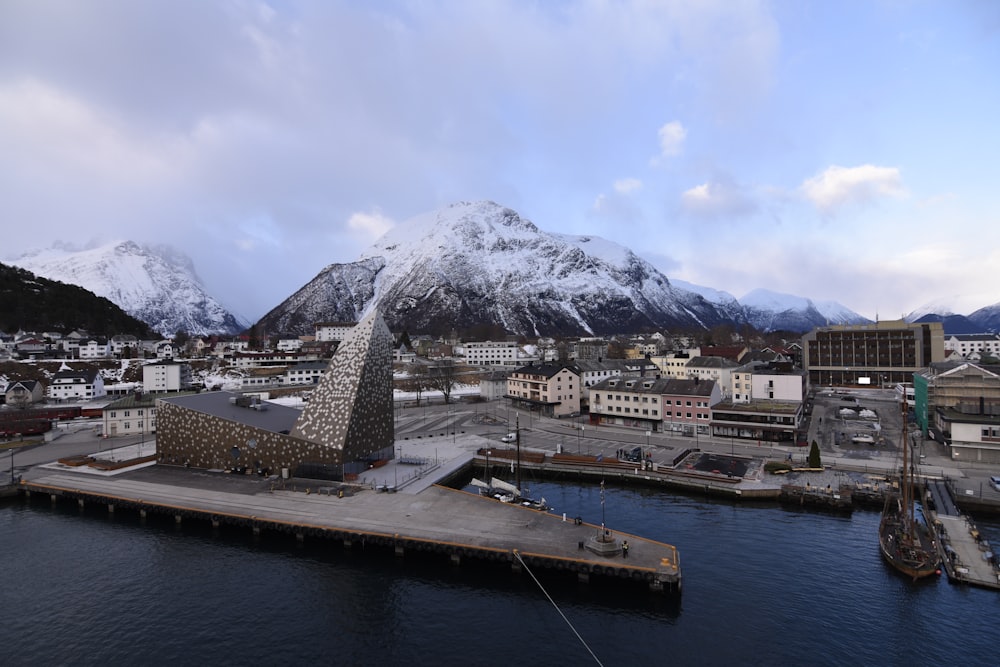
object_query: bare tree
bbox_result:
[426,361,459,405]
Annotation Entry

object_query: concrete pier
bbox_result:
[20,466,681,593]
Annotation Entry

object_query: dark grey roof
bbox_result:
[106,391,196,410]
[591,376,716,397]
[686,356,739,369]
[159,391,301,433]
[511,363,579,379]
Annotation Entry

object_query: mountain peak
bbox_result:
[9,242,248,336]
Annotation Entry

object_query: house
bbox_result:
[684,356,740,397]
[461,340,522,367]
[155,341,177,360]
[914,361,1000,463]
[102,392,162,437]
[393,344,416,364]
[506,363,580,418]
[314,321,357,343]
[589,376,720,434]
[110,334,139,357]
[48,368,106,401]
[4,380,45,406]
[944,334,1000,360]
[78,339,110,359]
[276,337,305,352]
[142,360,193,393]
[478,371,509,401]
[731,361,806,404]
[284,361,329,385]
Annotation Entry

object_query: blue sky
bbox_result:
[2,0,998,322]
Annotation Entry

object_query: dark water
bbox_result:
[3,481,998,667]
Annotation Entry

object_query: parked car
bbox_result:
[500,433,516,443]
[990,476,1000,492]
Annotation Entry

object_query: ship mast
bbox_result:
[901,401,914,540]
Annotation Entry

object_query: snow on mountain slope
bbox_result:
[740,288,869,331]
[259,201,729,336]
[10,241,248,336]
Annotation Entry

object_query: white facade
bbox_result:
[732,368,805,404]
[277,338,304,352]
[142,361,192,392]
[945,334,1000,358]
[78,340,110,359]
[463,340,521,367]
[49,371,106,401]
[314,322,357,342]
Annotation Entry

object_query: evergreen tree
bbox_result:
[808,441,822,468]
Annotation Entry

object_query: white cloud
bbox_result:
[680,180,757,220]
[613,178,643,195]
[347,208,395,241]
[651,121,686,165]
[800,165,904,213]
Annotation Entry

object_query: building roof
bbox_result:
[52,368,99,382]
[687,356,739,369]
[105,391,197,410]
[159,391,301,433]
[510,362,579,379]
[592,376,717,397]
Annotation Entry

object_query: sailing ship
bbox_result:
[878,402,939,579]
[471,417,549,510]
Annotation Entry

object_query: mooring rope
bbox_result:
[512,549,604,666]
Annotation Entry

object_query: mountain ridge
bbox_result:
[256,201,870,336]
[9,241,249,337]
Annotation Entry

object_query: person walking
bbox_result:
[622,540,629,558]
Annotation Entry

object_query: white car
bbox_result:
[500,433,516,443]
[990,476,1000,492]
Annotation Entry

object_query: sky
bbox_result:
[2,1,999,323]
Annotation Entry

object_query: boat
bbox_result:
[878,403,939,580]
[474,418,549,510]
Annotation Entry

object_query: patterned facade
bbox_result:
[291,310,395,473]
[156,310,394,477]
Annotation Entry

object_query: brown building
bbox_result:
[802,320,944,388]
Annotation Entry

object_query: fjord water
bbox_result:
[3,481,997,666]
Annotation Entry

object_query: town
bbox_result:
[3,319,1000,469]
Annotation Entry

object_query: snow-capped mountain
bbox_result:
[10,241,248,336]
[738,288,870,332]
[257,201,732,336]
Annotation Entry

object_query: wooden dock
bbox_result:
[928,480,1000,590]
[18,466,681,593]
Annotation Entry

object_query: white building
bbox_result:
[944,334,1000,359]
[462,340,522,367]
[102,393,159,437]
[731,362,806,404]
[49,368,106,401]
[78,340,110,359]
[276,337,305,352]
[142,360,192,393]
[314,322,357,343]
[283,361,328,385]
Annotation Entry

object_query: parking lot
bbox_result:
[806,388,912,463]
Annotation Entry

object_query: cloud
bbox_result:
[613,178,643,195]
[651,121,686,165]
[680,180,757,220]
[800,165,905,213]
[347,208,395,242]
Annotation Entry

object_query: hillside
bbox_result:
[0,263,154,337]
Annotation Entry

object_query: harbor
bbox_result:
[18,439,682,593]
